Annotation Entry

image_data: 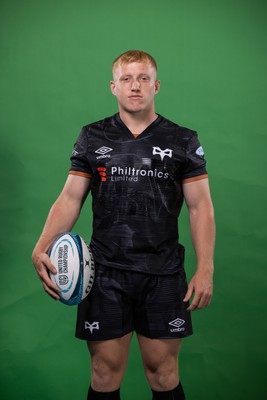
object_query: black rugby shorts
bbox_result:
[75,264,193,340]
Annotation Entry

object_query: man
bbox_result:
[32,50,215,400]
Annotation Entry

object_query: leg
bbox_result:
[134,271,191,397]
[137,334,182,391]
[87,332,132,392]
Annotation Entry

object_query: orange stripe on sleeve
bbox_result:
[69,170,93,179]
[182,174,208,184]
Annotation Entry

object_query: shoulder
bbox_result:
[82,114,118,133]
[158,115,197,142]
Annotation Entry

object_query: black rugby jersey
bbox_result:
[69,113,208,275]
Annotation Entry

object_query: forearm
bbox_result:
[183,179,215,309]
[33,175,91,259]
[32,175,91,299]
[189,202,215,272]
[32,195,81,257]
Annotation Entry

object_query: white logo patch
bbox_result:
[152,147,173,161]
[85,321,99,334]
[168,318,185,332]
[95,146,113,155]
[196,146,204,156]
[169,318,185,328]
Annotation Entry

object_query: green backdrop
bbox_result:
[1,0,266,399]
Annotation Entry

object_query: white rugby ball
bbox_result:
[48,232,95,305]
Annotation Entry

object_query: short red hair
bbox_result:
[112,50,157,72]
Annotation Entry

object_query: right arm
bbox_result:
[32,174,91,299]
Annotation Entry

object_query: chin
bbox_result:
[122,106,144,114]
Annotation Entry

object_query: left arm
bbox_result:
[182,178,215,311]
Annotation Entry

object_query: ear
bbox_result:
[110,80,116,96]
[155,79,160,94]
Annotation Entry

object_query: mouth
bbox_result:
[128,95,142,99]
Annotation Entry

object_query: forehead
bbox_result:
[113,61,156,78]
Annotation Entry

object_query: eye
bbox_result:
[140,76,150,81]
[120,76,130,82]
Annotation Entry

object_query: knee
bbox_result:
[91,359,123,391]
[144,363,179,391]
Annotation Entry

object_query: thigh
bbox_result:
[87,332,133,391]
[88,332,133,369]
[137,334,181,369]
[137,334,182,391]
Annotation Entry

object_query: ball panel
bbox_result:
[49,234,80,300]
[48,232,95,305]
[81,242,95,299]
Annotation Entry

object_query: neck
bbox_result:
[119,109,158,135]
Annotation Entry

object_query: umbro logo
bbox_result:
[95,146,113,160]
[169,318,185,328]
[152,146,173,161]
[196,146,204,156]
[95,146,113,155]
[85,321,99,334]
[168,318,185,332]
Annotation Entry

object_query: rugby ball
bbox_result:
[48,232,95,305]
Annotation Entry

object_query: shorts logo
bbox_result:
[169,318,185,332]
[152,147,173,161]
[85,321,99,334]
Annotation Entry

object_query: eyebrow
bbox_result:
[119,73,150,79]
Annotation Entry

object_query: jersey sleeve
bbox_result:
[69,127,93,179]
[181,132,208,183]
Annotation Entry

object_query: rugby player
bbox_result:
[32,50,215,400]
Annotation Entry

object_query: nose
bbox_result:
[131,79,140,91]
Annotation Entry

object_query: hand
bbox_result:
[183,267,213,311]
[32,251,61,300]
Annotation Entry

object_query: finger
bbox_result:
[42,281,60,300]
[187,293,201,311]
[38,267,61,294]
[183,283,194,303]
[44,273,61,294]
[41,254,57,275]
[38,255,59,288]
[198,292,212,309]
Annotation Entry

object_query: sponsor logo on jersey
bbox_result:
[97,167,107,182]
[97,166,170,183]
[152,146,173,161]
[95,146,113,159]
[85,321,99,334]
[196,146,204,156]
[168,318,185,332]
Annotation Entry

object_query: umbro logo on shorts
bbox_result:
[152,147,173,161]
[168,318,185,332]
[85,321,99,333]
